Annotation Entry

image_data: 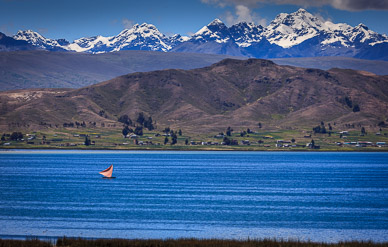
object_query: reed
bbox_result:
[2,238,387,247]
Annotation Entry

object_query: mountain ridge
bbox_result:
[1,50,388,91]
[7,9,388,60]
[1,58,387,132]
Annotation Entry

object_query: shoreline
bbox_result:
[1,146,388,152]
[1,237,388,247]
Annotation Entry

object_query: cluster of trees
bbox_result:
[378,121,387,127]
[136,112,154,131]
[342,96,360,112]
[223,136,238,145]
[122,125,144,137]
[313,122,332,134]
[163,127,180,145]
[119,112,155,136]
[98,110,108,118]
[63,121,87,128]
[240,128,254,137]
[1,132,23,141]
[119,112,155,130]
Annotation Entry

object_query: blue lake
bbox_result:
[0,150,387,242]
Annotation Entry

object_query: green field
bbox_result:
[1,124,388,151]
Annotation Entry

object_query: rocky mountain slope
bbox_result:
[1,59,387,132]
[8,9,388,60]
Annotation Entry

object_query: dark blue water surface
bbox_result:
[0,150,387,242]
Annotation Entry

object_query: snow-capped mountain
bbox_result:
[0,32,37,51]
[264,8,388,49]
[13,30,69,51]
[229,22,265,47]
[7,9,388,60]
[68,23,174,53]
[190,19,231,43]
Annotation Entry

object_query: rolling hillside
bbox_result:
[1,59,387,132]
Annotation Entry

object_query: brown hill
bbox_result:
[1,58,387,132]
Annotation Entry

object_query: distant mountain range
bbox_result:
[1,58,387,131]
[1,50,388,91]
[2,9,388,60]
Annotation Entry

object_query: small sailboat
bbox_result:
[99,164,115,179]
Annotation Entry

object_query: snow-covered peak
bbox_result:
[230,22,265,47]
[264,8,328,48]
[11,9,388,56]
[13,30,68,50]
[14,30,47,45]
[356,23,369,30]
[117,23,165,39]
[209,18,224,26]
[108,23,171,52]
[348,23,388,45]
[263,8,361,48]
[192,19,230,43]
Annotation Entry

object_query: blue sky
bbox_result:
[1,0,388,41]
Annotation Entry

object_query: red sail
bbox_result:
[99,164,113,178]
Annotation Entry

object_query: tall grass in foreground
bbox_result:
[1,238,388,247]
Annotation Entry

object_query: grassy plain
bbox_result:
[1,125,387,151]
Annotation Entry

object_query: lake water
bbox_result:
[0,150,387,242]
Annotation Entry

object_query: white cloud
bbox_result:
[202,0,388,11]
[222,5,267,26]
[122,18,134,29]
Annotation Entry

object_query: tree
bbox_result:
[185,139,189,145]
[378,121,386,127]
[84,135,91,146]
[223,136,231,145]
[118,115,132,126]
[134,126,143,136]
[291,138,295,143]
[353,104,360,112]
[344,96,353,108]
[311,139,315,148]
[164,136,169,145]
[258,123,262,128]
[143,116,154,131]
[164,127,170,134]
[361,127,366,135]
[226,127,233,136]
[10,132,23,141]
[136,112,145,126]
[122,126,130,137]
[171,133,177,145]
[178,129,182,136]
[313,124,327,134]
[1,134,5,141]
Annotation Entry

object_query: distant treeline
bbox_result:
[0,238,387,247]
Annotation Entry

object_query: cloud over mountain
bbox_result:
[201,0,388,11]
